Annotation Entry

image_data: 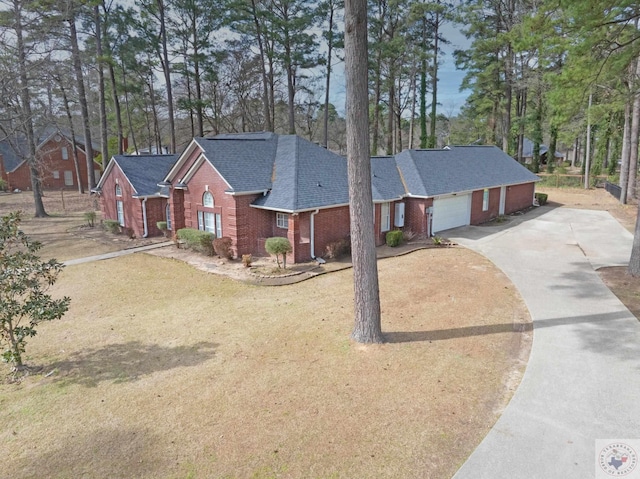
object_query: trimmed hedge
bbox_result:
[385,230,403,247]
[177,228,215,255]
[265,237,293,268]
[535,192,548,206]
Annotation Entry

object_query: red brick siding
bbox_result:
[470,187,501,224]
[505,183,535,214]
[99,165,149,238]
[144,198,168,237]
[403,198,433,237]
[6,163,31,191]
[311,206,351,259]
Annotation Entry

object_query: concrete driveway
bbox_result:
[448,207,640,479]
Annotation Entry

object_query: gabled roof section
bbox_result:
[97,154,178,197]
[178,133,278,193]
[253,135,350,211]
[396,145,540,198]
[0,136,28,172]
[371,156,405,202]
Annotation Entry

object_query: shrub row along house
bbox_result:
[0,127,101,191]
[94,132,539,263]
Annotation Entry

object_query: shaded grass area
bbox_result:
[1,249,530,479]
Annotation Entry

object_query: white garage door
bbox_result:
[432,194,471,233]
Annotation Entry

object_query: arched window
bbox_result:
[115,184,122,196]
[203,191,214,207]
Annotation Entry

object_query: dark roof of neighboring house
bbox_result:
[97,154,178,197]
[395,145,540,198]
[0,136,28,172]
[371,156,405,201]
[522,138,564,159]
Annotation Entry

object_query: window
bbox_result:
[115,184,122,196]
[61,147,68,160]
[380,202,391,232]
[116,200,124,226]
[52,170,60,179]
[64,170,73,186]
[166,204,172,230]
[482,189,489,212]
[215,213,222,238]
[198,211,215,233]
[203,191,214,207]
[276,212,289,229]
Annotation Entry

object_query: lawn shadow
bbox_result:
[46,340,217,387]
[385,310,640,364]
[9,426,167,479]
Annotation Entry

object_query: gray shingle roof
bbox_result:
[396,145,540,197]
[371,156,405,201]
[194,133,277,192]
[0,137,28,172]
[113,154,178,197]
[253,135,350,211]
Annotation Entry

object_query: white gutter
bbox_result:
[309,209,326,263]
[142,197,149,238]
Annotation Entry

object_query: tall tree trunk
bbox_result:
[58,79,84,193]
[428,11,439,149]
[323,2,335,149]
[502,47,513,153]
[157,0,176,153]
[549,124,558,168]
[286,47,296,134]
[121,61,138,153]
[250,0,272,132]
[191,16,204,137]
[408,64,417,149]
[69,14,95,190]
[102,1,124,154]
[419,57,427,148]
[629,204,640,276]
[584,91,593,188]
[344,0,382,343]
[627,59,640,200]
[386,79,394,155]
[14,0,46,216]
[620,98,632,204]
[94,5,108,171]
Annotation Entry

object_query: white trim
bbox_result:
[163,138,201,181]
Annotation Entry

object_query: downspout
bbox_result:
[310,208,325,263]
[142,197,148,238]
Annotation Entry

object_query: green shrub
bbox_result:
[385,230,403,247]
[535,192,548,205]
[156,221,167,231]
[104,220,120,234]
[0,178,7,191]
[177,228,214,255]
[325,237,351,259]
[84,211,96,227]
[432,236,443,246]
[213,236,233,259]
[546,161,555,174]
[265,237,293,269]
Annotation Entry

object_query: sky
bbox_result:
[327,22,472,118]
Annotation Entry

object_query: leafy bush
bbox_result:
[84,211,96,227]
[325,237,351,259]
[213,236,233,259]
[432,236,443,246]
[156,221,167,231]
[0,178,7,192]
[104,219,120,234]
[242,254,252,267]
[385,230,403,247]
[177,228,214,255]
[535,192,548,205]
[265,237,293,269]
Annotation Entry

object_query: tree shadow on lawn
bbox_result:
[385,310,640,363]
[10,425,167,479]
[47,340,218,387]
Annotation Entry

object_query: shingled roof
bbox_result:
[97,154,178,197]
[395,145,539,198]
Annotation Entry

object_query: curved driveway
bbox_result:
[448,207,640,479]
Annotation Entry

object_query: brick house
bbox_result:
[97,132,539,263]
[94,154,178,238]
[0,128,101,191]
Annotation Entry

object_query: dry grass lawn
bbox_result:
[0,249,531,479]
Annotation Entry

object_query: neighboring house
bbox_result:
[97,132,539,263]
[521,138,564,164]
[0,127,101,191]
[94,154,178,239]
